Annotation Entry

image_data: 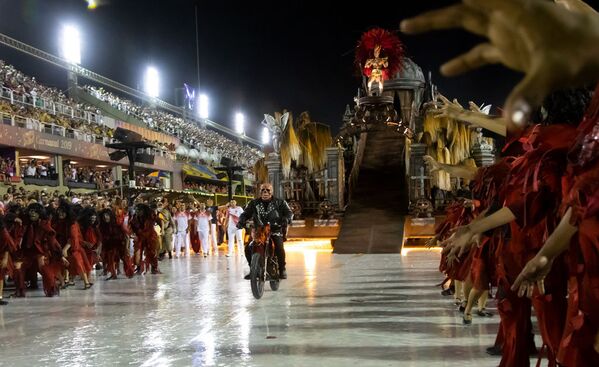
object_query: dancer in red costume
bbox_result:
[437,197,476,309]
[188,206,201,255]
[461,160,513,324]
[425,152,516,351]
[14,203,64,297]
[513,85,599,366]
[401,1,599,365]
[3,206,23,298]
[0,214,17,305]
[78,207,102,272]
[112,196,126,226]
[445,90,591,366]
[98,209,134,280]
[52,200,93,289]
[129,203,161,274]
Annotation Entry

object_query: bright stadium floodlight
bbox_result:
[235,112,245,135]
[144,66,159,98]
[60,25,81,64]
[261,127,270,145]
[198,94,209,119]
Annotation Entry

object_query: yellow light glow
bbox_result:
[285,238,333,252]
[87,0,98,10]
[401,247,443,256]
[21,155,50,160]
[303,250,318,275]
[303,250,318,303]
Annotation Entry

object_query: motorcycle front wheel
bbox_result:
[250,252,265,299]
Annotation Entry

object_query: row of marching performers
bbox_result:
[0,198,249,304]
[426,86,599,366]
[0,199,169,303]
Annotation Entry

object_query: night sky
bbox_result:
[2,0,595,138]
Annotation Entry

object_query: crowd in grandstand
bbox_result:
[0,157,15,183]
[183,182,228,194]
[21,159,57,180]
[0,98,113,141]
[0,60,99,117]
[85,86,263,167]
[63,164,115,189]
[135,173,164,189]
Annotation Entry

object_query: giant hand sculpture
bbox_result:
[401,0,599,130]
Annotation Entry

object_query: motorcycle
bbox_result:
[248,224,280,299]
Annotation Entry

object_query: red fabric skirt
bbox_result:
[69,247,92,276]
[448,248,475,282]
[557,217,599,366]
[470,239,491,291]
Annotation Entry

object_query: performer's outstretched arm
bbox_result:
[424,155,478,180]
[443,207,515,261]
[431,95,507,136]
[511,208,578,297]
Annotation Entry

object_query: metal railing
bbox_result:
[1,112,106,144]
[1,85,103,125]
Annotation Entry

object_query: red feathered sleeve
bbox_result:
[564,162,599,226]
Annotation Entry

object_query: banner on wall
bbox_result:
[0,124,175,172]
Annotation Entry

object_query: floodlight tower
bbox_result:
[144,66,160,98]
[60,25,81,98]
[235,112,245,135]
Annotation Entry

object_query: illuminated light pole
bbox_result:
[235,112,245,135]
[60,25,81,98]
[198,94,209,119]
[60,25,81,64]
[144,66,160,98]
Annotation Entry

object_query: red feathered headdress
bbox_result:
[355,28,404,80]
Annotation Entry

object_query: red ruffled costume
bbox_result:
[0,227,17,283]
[497,124,574,367]
[556,85,599,366]
[17,219,62,297]
[437,199,475,282]
[130,212,159,273]
[99,220,134,278]
[52,218,92,278]
[469,158,513,292]
[82,225,101,268]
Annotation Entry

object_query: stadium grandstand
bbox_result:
[0,32,263,202]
